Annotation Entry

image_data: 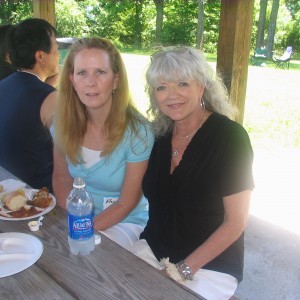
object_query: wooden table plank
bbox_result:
[0,266,74,300]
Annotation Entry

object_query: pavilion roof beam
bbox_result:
[33,0,56,26]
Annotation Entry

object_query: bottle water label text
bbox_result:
[68,213,94,240]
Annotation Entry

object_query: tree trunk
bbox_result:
[134,0,143,48]
[266,0,280,58]
[196,0,204,49]
[154,0,164,46]
[255,0,268,49]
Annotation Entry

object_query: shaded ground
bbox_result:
[235,214,300,300]
[235,149,300,300]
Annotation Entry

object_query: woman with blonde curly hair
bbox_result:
[131,46,254,299]
[53,37,154,250]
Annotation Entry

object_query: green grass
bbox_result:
[251,59,300,71]
[122,52,300,152]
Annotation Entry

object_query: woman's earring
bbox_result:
[200,98,206,111]
[112,89,116,94]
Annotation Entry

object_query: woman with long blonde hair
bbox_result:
[53,37,154,250]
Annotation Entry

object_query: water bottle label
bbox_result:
[68,213,94,240]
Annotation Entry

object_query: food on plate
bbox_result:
[0,187,54,219]
[0,184,3,192]
[8,206,40,218]
[3,190,27,211]
[30,187,53,208]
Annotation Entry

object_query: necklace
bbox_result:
[173,126,199,139]
[172,110,207,158]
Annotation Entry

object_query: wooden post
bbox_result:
[217,0,254,124]
[33,0,56,26]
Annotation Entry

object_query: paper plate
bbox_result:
[0,232,43,278]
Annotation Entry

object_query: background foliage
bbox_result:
[0,0,299,56]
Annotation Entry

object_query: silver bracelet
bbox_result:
[175,260,193,281]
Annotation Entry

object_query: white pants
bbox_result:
[99,223,144,251]
[130,239,238,300]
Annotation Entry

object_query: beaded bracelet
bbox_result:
[175,260,193,281]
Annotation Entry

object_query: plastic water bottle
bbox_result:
[67,177,95,255]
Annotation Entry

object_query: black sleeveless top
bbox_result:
[0,72,55,191]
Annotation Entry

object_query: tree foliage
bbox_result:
[56,0,87,37]
[0,0,299,55]
[0,0,32,24]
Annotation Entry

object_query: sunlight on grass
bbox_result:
[244,66,300,150]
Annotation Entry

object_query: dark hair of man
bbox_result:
[8,18,57,69]
[0,24,13,61]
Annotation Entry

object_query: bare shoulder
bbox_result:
[40,90,58,128]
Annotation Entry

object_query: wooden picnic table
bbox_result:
[0,166,205,300]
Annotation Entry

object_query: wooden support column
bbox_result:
[217,0,254,124]
[33,0,56,26]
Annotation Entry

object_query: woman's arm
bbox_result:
[184,190,251,274]
[94,159,149,231]
[52,144,73,209]
[40,91,57,128]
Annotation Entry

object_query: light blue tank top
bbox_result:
[68,120,154,226]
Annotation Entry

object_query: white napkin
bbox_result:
[0,179,26,199]
[0,237,34,255]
